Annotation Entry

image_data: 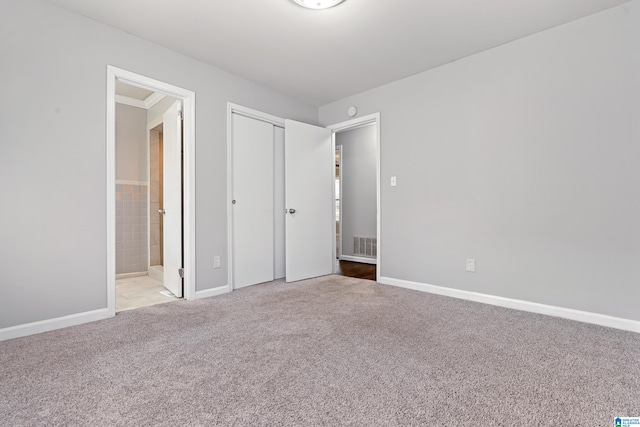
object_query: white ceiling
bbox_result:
[44,0,631,106]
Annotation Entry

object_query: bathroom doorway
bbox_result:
[107,66,196,317]
[113,82,180,311]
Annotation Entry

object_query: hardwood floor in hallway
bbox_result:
[335,259,376,281]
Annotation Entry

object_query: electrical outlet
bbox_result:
[466,258,475,273]
[214,256,221,269]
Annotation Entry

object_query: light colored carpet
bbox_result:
[1,275,638,426]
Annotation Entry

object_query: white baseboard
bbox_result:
[340,255,377,265]
[0,309,110,342]
[379,276,640,334]
[195,285,230,300]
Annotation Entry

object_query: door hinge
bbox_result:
[178,268,184,279]
[178,110,184,121]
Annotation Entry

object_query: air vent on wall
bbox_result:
[353,236,376,258]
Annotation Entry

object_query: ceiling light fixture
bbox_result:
[293,0,345,10]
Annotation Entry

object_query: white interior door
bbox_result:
[335,145,342,260]
[285,119,334,282]
[162,101,183,297]
[232,114,275,288]
[274,126,286,279]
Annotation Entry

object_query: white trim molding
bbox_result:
[116,94,147,109]
[0,309,110,342]
[340,255,377,265]
[144,92,167,109]
[228,102,285,128]
[115,89,167,110]
[115,272,147,279]
[328,114,378,133]
[379,276,640,334]
[115,180,148,186]
[195,286,231,300]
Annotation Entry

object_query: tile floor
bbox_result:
[116,275,178,312]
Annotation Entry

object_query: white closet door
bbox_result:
[162,101,183,297]
[232,114,274,289]
[285,119,334,282]
[274,126,286,279]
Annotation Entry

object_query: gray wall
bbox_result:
[337,125,377,257]
[116,104,147,182]
[0,0,316,328]
[320,1,640,322]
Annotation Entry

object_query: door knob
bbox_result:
[289,208,296,214]
[158,209,165,214]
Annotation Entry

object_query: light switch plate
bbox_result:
[390,176,397,187]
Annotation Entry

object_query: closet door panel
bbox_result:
[232,114,274,288]
[274,126,286,279]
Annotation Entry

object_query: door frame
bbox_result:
[226,102,285,292]
[327,113,381,282]
[226,107,381,287]
[335,145,343,259]
[106,65,196,317]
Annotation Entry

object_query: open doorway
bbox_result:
[113,81,181,311]
[330,116,380,281]
[107,66,196,318]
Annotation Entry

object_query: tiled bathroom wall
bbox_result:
[149,130,163,266]
[116,182,148,274]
